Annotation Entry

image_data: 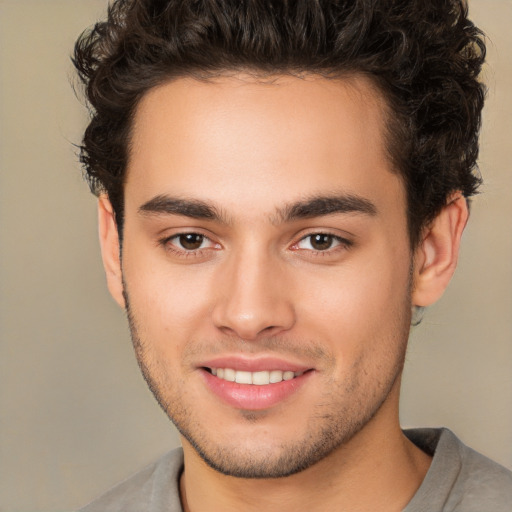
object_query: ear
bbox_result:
[412,193,469,307]
[98,195,125,308]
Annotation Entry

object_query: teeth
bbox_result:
[252,371,270,385]
[235,371,252,384]
[210,368,304,385]
[269,370,283,383]
[224,368,236,382]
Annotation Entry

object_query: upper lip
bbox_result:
[199,355,312,373]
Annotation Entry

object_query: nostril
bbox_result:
[211,294,296,340]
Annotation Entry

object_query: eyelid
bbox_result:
[159,230,221,254]
[157,228,353,256]
[290,231,354,252]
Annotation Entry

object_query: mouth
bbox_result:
[205,367,306,385]
[199,359,314,410]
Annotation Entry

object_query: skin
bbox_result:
[99,74,468,511]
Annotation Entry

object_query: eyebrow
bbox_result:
[138,193,377,224]
[277,194,377,223]
[139,195,230,223]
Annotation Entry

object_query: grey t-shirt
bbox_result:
[80,428,512,511]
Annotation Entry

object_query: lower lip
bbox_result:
[201,369,312,410]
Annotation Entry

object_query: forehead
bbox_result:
[126,73,403,218]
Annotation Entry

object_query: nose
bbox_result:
[211,249,296,341]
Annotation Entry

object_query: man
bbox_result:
[74,0,512,510]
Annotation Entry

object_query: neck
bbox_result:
[179,391,431,512]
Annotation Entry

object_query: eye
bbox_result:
[295,233,349,251]
[176,233,206,250]
[165,233,216,251]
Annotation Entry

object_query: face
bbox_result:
[117,74,414,478]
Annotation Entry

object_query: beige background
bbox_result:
[0,1,510,510]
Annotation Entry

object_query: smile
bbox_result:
[202,365,313,410]
[209,368,305,385]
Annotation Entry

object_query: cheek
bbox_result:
[122,246,215,342]
[295,244,412,351]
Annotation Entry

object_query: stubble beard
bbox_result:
[122,286,412,479]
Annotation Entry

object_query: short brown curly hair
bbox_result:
[73,0,486,247]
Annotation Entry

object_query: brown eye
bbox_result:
[178,233,205,250]
[294,233,348,252]
[310,234,335,250]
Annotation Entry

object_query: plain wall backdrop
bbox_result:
[0,1,510,510]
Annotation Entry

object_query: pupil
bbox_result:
[311,234,332,250]
[180,234,203,250]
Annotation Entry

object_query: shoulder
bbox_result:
[79,447,184,512]
[447,430,512,510]
[404,428,512,512]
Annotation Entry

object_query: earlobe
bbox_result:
[412,194,469,307]
[98,195,126,308]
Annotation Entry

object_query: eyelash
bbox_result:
[159,231,353,258]
[291,232,353,255]
[159,233,218,258]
